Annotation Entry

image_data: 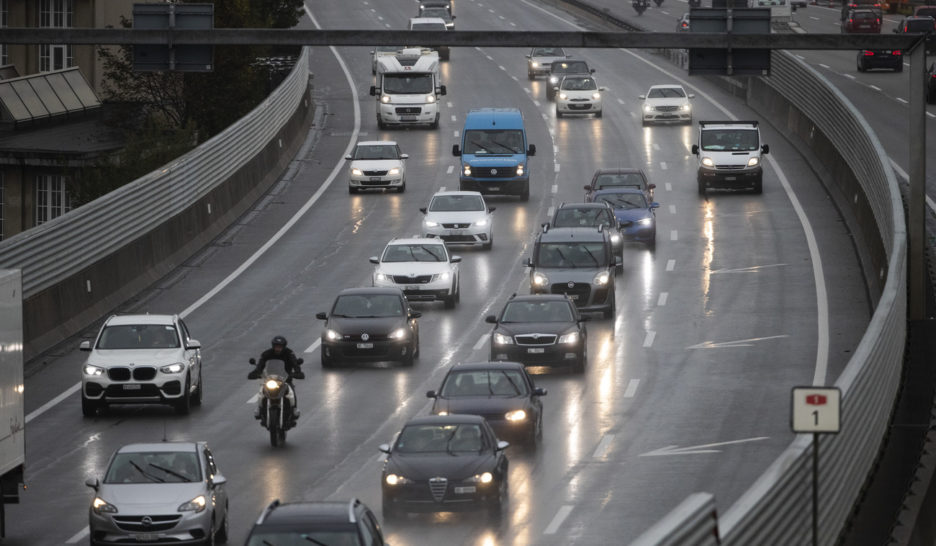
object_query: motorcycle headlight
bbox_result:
[463,165,472,177]
[493,333,514,345]
[559,332,580,344]
[388,167,400,176]
[92,497,118,514]
[351,167,363,176]
[178,495,207,513]
[701,157,715,167]
[505,409,527,421]
[325,329,342,341]
[532,272,549,287]
[83,364,105,377]
[610,233,621,244]
[593,271,610,286]
[638,218,653,226]
[159,362,185,374]
[592,92,601,100]
[559,92,568,100]
[389,328,408,340]
[265,379,281,391]
[385,474,412,486]
[747,157,760,167]
[426,94,436,103]
[516,164,524,176]
[423,219,439,228]
[380,95,391,104]
[474,217,489,227]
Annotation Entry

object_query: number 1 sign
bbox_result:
[792,387,841,434]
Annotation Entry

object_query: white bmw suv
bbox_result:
[420,190,495,249]
[80,314,203,416]
[370,238,461,308]
[346,140,408,194]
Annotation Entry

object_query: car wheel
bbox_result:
[572,351,586,374]
[413,330,420,359]
[191,367,203,407]
[603,290,616,320]
[487,477,508,518]
[377,117,386,130]
[928,90,936,105]
[397,181,406,193]
[431,114,440,129]
[648,234,657,252]
[520,182,530,202]
[556,108,563,118]
[349,186,357,194]
[321,348,335,369]
[536,414,544,441]
[402,346,415,367]
[175,375,192,415]
[81,395,99,417]
[204,516,217,546]
[528,71,535,80]
[595,109,603,119]
[483,232,493,250]
[215,504,229,543]
[697,179,706,196]
[641,118,649,127]
[753,179,763,194]
[455,281,461,303]
[383,494,402,520]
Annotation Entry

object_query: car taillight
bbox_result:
[895,49,902,55]
[876,18,880,24]
[863,50,875,56]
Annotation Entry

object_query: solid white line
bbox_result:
[551,184,558,194]
[304,339,321,354]
[657,292,668,306]
[65,526,89,544]
[25,382,80,423]
[665,182,672,192]
[592,434,614,458]
[670,230,678,241]
[544,505,574,535]
[643,331,656,348]
[446,165,454,174]
[623,379,640,398]
[896,98,908,104]
[668,205,676,214]
[666,259,675,271]
[928,112,936,119]
[473,334,488,351]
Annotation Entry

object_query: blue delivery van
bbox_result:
[452,108,536,201]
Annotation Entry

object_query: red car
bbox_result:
[842,9,882,33]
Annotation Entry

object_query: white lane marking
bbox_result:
[668,205,676,214]
[498,65,506,71]
[670,230,678,241]
[554,163,560,173]
[711,263,787,274]
[617,98,625,105]
[661,10,670,14]
[247,393,259,404]
[666,259,676,271]
[641,437,769,456]
[447,165,454,174]
[486,55,493,60]
[592,434,614,458]
[65,527,90,544]
[623,379,640,398]
[510,21,516,26]
[454,130,460,138]
[652,143,661,151]
[511,75,518,81]
[928,112,936,119]
[547,206,555,217]
[544,505,574,535]
[870,85,882,91]
[660,161,668,170]
[553,145,559,154]
[687,335,789,350]
[473,334,488,351]
[499,14,505,19]
[796,54,805,59]
[304,339,321,354]
[896,98,908,104]
[657,292,668,306]
[447,101,453,108]
[25,382,80,423]
[819,63,830,69]
[551,184,558,194]
[810,16,819,20]
[665,182,673,191]
[887,159,936,214]
[843,74,856,80]
[451,115,457,122]
[643,331,656,348]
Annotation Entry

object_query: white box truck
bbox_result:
[369,48,447,129]
[0,269,24,537]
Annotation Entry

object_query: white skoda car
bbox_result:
[346,140,408,193]
[420,191,495,249]
[371,238,461,308]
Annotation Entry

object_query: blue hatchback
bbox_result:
[591,188,659,250]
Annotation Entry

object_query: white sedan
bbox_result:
[555,75,605,118]
[420,191,495,249]
[371,238,461,308]
[639,84,694,125]
[346,140,407,194]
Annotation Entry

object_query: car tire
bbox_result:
[857,58,865,72]
[431,114,440,129]
[192,367,203,407]
[349,186,357,194]
[603,289,616,320]
[402,346,415,367]
[556,108,563,118]
[413,330,420,359]
[753,179,763,194]
[397,181,406,193]
[383,495,402,520]
[483,232,493,250]
[215,505,229,543]
[528,71,535,80]
[81,395,99,417]
[595,109,603,119]
[444,290,456,309]
[377,117,386,130]
[520,182,530,202]
[321,349,335,369]
[641,119,649,127]
[572,350,586,374]
[486,477,508,518]
[928,90,936,105]
[648,233,657,252]
[174,375,192,415]
[697,179,706,196]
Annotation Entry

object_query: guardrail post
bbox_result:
[908,41,926,320]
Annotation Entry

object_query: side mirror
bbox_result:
[761,144,770,154]
[409,310,423,319]
[419,207,428,214]
[315,312,327,320]
[688,93,696,99]
[590,68,596,73]
[186,339,201,350]
[584,185,592,191]
[344,155,352,160]
[496,440,510,451]
[485,315,498,324]
[650,202,660,209]
[525,54,531,59]
[401,153,409,160]
[426,390,438,398]
[369,256,380,264]
[533,387,547,396]
[691,144,700,155]
[639,94,646,100]
[488,207,496,213]
[528,144,536,156]
[440,85,447,96]
[85,478,99,491]
[211,475,228,487]
[452,144,462,156]
[648,183,657,189]
[378,443,391,454]
[579,315,591,322]
[249,357,257,365]
[541,222,550,231]
[369,86,377,96]
[451,14,456,19]
[523,257,532,267]
[451,256,462,263]
[79,340,92,351]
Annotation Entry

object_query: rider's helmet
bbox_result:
[271,335,287,349]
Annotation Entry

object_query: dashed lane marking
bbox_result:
[658,292,668,306]
[544,505,574,535]
[624,379,640,398]
[666,259,676,271]
[592,434,614,458]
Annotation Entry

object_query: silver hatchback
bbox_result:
[86,442,228,545]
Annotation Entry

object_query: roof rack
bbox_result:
[698,120,759,127]
[256,499,281,525]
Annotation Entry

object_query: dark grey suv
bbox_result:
[247,499,385,545]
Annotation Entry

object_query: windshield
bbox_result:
[421,8,450,18]
[441,369,529,397]
[561,77,597,91]
[502,300,574,322]
[532,47,564,57]
[647,87,686,98]
[429,194,485,212]
[246,530,360,546]
[412,22,446,30]
[596,192,648,210]
[332,294,404,318]
[553,207,613,228]
[382,73,433,94]
[463,129,524,154]
[382,244,447,262]
[700,129,759,151]
[374,45,400,53]
[353,144,400,160]
[906,19,934,32]
[105,451,200,484]
[97,324,180,350]
[594,172,646,189]
[552,61,589,74]
[917,8,936,18]
[394,424,484,453]
[536,242,608,268]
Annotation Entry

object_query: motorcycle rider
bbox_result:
[633,0,649,13]
[248,335,304,425]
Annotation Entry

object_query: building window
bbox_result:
[39,0,73,72]
[35,175,71,225]
[1,0,8,66]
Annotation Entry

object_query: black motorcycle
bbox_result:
[249,357,304,447]
[633,0,649,15]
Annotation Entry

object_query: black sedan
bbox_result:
[380,414,509,518]
[427,361,547,446]
[857,49,903,72]
[316,287,420,368]
[583,167,655,201]
[487,294,588,373]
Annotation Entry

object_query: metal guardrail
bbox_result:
[631,494,721,546]
[0,48,310,298]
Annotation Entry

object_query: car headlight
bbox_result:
[92,497,118,515]
[549,76,558,84]
[747,157,760,167]
[325,329,342,341]
[638,218,653,226]
[474,217,489,227]
[380,95,391,104]
[516,164,524,176]
[375,272,392,283]
[386,474,413,485]
[701,157,715,167]
[593,271,610,286]
[681,103,691,112]
[531,61,539,68]
[463,165,472,176]
[558,332,580,344]
[592,92,601,100]
[644,104,654,113]
[265,379,281,391]
[467,472,494,484]
[388,167,400,176]
[433,272,451,282]
[389,328,408,340]
[83,364,105,377]
[610,233,621,244]
[426,94,436,103]
[351,167,363,176]
[159,362,185,374]
[178,495,207,513]
[559,92,568,100]
[532,272,549,287]
[505,409,527,421]
[493,333,514,345]
[424,219,439,228]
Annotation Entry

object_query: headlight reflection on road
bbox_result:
[640,250,655,310]
[702,201,715,315]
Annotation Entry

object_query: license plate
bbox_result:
[123,384,142,390]
[454,486,476,494]
[400,116,417,122]
[134,533,158,542]
[725,176,736,181]
[369,177,381,182]
[357,343,373,349]
[568,294,579,300]
[488,186,500,191]
[406,285,419,291]
[528,348,545,354]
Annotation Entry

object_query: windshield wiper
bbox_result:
[445,428,459,456]
[302,536,331,546]
[487,371,495,396]
[580,246,600,267]
[148,463,193,482]
[488,141,518,153]
[554,248,576,268]
[129,461,164,483]
[499,371,522,395]
[420,245,445,261]
[469,140,489,153]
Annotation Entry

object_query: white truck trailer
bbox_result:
[0,269,24,537]
[369,48,447,129]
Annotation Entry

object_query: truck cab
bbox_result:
[691,120,769,195]
[369,48,447,129]
[452,108,536,201]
